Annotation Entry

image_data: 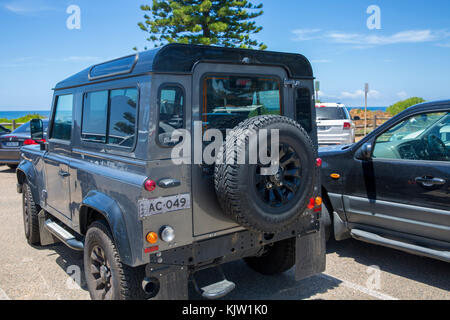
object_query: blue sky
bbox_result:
[0,0,449,110]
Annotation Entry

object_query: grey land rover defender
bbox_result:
[17,44,325,300]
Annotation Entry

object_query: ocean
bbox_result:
[347,106,387,111]
[0,110,51,120]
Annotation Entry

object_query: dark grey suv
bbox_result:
[17,44,325,300]
[320,101,449,263]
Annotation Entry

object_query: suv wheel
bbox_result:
[84,221,148,300]
[215,115,318,233]
[22,182,41,245]
[244,238,295,275]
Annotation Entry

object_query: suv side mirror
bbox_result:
[356,142,373,160]
[30,119,44,140]
[353,116,361,121]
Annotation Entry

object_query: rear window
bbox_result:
[14,121,49,134]
[203,75,281,132]
[316,107,348,120]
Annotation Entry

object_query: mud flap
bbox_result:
[146,265,189,300]
[294,227,326,281]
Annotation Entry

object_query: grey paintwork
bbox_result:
[17,44,320,268]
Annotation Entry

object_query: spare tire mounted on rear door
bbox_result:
[214,115,318,233]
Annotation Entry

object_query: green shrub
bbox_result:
[387,97,425,116]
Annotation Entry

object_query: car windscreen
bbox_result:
[316,107,348,120]
[203,75,281,132]
[12,121,49,134]
[0,125,9,133]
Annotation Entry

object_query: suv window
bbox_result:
[316,107,348,120]
[82,91,108,143]
[108,88,138,147]
[158,85,185,147]
[203,75,281,133]
[373,112,450,162]
[82,88,138,148]
[51,94,73,140]
[296,88,312,132]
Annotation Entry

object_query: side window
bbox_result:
[108,88,138,147]
[296,88,312,132]
[51,94,73,140]
[373,112,450,162]
[81,87,138,148]
[82,91,108,143]
[158,85,184,147]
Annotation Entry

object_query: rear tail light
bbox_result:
[343,122,351,129]
[144,179,156,192]
[24,139,38,145]
[316,158,322,167]
[23,139,46,145]
[307,197,315,209]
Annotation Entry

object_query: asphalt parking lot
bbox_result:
[0,165,448,300]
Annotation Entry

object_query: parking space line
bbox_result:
[319,273,398,300]
[0,287,11,300]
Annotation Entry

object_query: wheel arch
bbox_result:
[16,160,40,204]
[80,191,134,266]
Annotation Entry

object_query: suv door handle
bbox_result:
[415,176,446,186]
[58,170,70,178]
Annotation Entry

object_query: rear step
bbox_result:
[351,229,450,263]
[201,280,236,300]
[192,266,236,299]
[44,219,84,251]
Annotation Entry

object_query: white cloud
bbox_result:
[4,1,56,15]
[48,56,101,62]
[292,29,321,41]
[397,91,408,99]
[340,89,380,99]
[311,59,331,63]
[292,28,450,48]
[327,30,442,46]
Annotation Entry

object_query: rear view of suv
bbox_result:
[316,103,355,145]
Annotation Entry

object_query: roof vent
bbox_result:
[88,53,139,81]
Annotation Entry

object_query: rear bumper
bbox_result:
[0,149,20,164]
[318,132,354,145]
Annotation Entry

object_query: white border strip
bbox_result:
[319,273,398,300]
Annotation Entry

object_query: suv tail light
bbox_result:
[343,122,351,130]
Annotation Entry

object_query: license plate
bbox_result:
[318,126,330,131]
[138,193,190,218]
[5,142,19,147]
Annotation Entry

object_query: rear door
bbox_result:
[191,63,290,237]
[344,109,450,243]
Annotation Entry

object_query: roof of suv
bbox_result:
[54,44,313,90]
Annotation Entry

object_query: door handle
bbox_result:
[415,176,446,187]
[58,170,70,177]
[158,178,180,188]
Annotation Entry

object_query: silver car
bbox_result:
[316,103,355,145]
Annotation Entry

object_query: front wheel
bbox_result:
[84,221,148,300]
[244,238,295,275]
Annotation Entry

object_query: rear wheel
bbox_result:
[22,182,40,245]
[244,238,296,275]
[84,221,148,300]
